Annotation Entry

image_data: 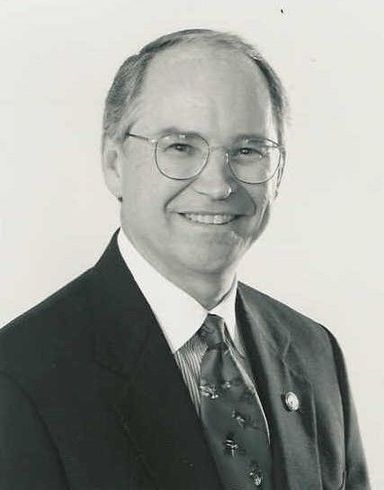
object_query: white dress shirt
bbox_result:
[117,229,269,436]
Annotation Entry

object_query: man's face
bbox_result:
[104,45,280,281]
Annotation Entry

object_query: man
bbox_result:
[0,29,369,489]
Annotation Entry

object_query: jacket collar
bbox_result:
[237,282,292,358]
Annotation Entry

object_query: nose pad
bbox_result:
[191,149,236,199]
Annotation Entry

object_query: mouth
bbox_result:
[180,213,238,225]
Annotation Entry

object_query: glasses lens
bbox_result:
[228,139,281,184]
[156,133,208,179]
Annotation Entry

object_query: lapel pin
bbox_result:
[284,391,300,412]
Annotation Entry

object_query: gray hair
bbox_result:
[102,29,288,150]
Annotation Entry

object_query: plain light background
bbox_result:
[1,0,383,486]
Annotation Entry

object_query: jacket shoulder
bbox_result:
[0,269,96,378]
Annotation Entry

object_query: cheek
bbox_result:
[244,185,276,240]
[120,150,155,204]
[120,162,183,222]
[248,184,276,216]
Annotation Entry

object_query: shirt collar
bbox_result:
[117,229,238,354]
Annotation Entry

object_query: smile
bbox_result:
[181,213,237,225]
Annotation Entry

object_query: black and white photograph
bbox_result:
[1,1,382,488]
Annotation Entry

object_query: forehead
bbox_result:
[129,43,274,139]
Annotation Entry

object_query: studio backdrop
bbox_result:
[1,1,383,487]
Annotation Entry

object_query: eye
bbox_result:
[232,145,267,159]
[239,147,260,156]
[162,142,200,159]
[167,143,193,153]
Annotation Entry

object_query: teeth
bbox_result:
[183,213,236,224]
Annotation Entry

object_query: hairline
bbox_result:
[102,30,288,151]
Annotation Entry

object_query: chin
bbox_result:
[176,245,242,277]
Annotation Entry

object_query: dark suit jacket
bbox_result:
[0,234,369,489]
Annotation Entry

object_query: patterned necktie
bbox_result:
[199,314,273,489]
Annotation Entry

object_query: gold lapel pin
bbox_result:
[284,391,300,412]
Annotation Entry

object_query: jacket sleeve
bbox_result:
[328,333,371,489]
[0,372,68,490]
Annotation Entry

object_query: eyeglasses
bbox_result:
[124,131,285,184]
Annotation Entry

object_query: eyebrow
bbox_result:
[231,133,272,142]
[152,126,201,138]
[152,127,271,142]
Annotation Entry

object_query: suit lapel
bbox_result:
[237,284,322,489]
[91,234,222,490]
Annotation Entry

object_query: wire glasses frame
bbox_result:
[124,131,285,185]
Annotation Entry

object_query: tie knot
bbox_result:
[199,314,226,349]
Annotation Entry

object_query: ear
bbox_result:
[102,137,123,200]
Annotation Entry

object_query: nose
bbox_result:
[191,148,237,200]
